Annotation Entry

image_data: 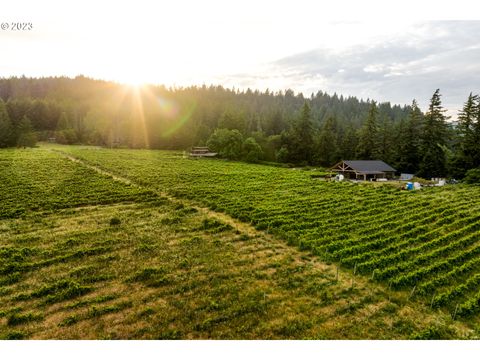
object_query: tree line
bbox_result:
[0,76,479,179]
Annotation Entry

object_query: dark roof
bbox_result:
[343,160,396,173]
[189,146,217,157]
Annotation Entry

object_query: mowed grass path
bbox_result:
[58,146,480,319]
[0,146,472,339]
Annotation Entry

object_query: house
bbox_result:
[189,146,218,158]
[330,160,396,181]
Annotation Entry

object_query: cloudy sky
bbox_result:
[1,0,480,115]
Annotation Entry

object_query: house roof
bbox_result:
[334,160,396,173]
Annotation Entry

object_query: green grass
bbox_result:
[0,148,154,219]
[57,146,480,317]
[0,145,476,339]
[4,201,441,339]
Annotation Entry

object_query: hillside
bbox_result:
[1,145,479,339]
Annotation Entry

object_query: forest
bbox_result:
[0,76,479,179]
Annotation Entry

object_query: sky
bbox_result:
[1,0,480,116]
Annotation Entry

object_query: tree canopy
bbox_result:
[0,76,477,178]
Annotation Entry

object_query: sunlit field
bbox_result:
[1,145,480,339]
[58,146,480,315]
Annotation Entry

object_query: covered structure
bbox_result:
[189,146,218,158]
[399,173,414,181]
[330,160,396,181]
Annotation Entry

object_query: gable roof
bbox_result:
[343,160,396,173]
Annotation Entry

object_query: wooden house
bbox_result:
[330,160,396,181]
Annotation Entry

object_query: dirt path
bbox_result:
[50,147,394,285]
[52,149,270,238]
[50,148,355,276]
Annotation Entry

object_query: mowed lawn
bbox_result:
[0,146,475,339]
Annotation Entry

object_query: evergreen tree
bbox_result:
[356,102,379,159]
[218,109,246,133]
[57,111,71,130]
[339,124,357,160]
[283,102,315,164]
[454,93,479,174]
[295,101,315,160]
[16,115,37,147]
[396,100,423,173]
[315,116,339,166]
[473,97,480,168]
[418,89,449,178]
[0,99,14,147]
[265,110,285,135]
[377,114,394,164]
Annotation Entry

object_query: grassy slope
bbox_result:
[0,147,473,339]
[55,146,480,314]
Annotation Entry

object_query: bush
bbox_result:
[109,217,121,226]
[276,147,289,163]
[411,176,435,185]
[2,331,25,340]
[409,325,456,340]
[242,137,263,162]
[464,168,480,184]
[207,128,244,160]
[7,312,42,326]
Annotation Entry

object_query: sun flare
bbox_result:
[122,78,148,87]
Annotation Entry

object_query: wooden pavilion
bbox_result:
[330,160,396,181]
[189,146,218,158]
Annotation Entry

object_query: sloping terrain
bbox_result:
[58,146,480,319]
[0,146,476,339]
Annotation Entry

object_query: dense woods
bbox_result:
[0,76,479,178]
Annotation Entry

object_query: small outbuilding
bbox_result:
[400,173,414,181]
[189,146,218,158]
[330,160,397,181]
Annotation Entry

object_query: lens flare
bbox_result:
[157,97,179,118]
[131,85,150,148]
[157,95,196,138]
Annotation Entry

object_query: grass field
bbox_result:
[57,146,480,316]
[1,145,479,339]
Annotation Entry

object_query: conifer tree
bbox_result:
[0,99,14,147]
[283,101,315,164]
[356,102,379,160]
[378,114,394,164]
[473,97,480,168]
[396,100,423,173]
[456,93,479,172]
[418,89,449,178]
[315,116,339,166]
[339,125,357,160]
[57,111,71,130]
[16,115,37,148]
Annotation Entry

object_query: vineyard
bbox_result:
[0,149,154,219]
[59,146,480,319]
[1,145,479,339]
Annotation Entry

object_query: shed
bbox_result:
[330,160,396,181]
[189,146,218,158]
[400,173,414,181]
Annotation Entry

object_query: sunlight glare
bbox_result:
[131,85,150,148]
